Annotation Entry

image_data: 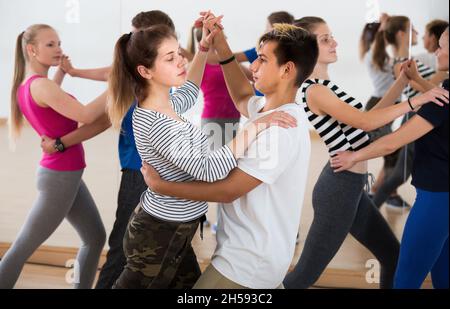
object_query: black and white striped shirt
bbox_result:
[132,81,238,222]
[300,79,371,157]
[394,57,435,98]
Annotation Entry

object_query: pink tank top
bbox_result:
[17,75,86,171]
[200,64,240,119]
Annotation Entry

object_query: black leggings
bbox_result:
[284,164,400,289]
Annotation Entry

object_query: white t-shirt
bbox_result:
[211,96,311,289]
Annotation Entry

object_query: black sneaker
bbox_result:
[385,195,411,213]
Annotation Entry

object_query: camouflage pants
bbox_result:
[113,205,202,289]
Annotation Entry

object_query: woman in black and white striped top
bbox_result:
[284,17,447,290]
[106,14,297,289]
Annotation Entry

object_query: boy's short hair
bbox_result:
[259,24,319,86]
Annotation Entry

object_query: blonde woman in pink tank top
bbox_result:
[0,24,108,289]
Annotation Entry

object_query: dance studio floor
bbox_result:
[0,124,431,289]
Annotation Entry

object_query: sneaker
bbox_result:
[385,195,411,213]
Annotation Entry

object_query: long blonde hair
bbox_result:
[9,24,53,142]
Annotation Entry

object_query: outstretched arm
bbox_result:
[212,31,255,117]
[307,84,448,132]
[60,56,110,82]
[330,114,435,172]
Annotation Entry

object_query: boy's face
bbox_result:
[251,41,286,94]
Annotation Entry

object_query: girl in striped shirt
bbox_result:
[284,17,448,289]
[107,13,297,289]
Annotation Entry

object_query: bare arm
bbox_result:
[70,67,111,82]
[186,14,224,87]
[371,70,409,110]
[53,68,66,86]
[331,115,435,172]
[308,84,449,132]
[61,113,111,147]
[41,113,111,154]
[212,32,255,118]
[394,62,449,93]
[31,78,107,124]
[60,56,110,82]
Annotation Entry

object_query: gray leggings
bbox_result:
[284,163,400,289]
[0,167,106,289]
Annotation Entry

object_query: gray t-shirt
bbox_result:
[364,50,395,98]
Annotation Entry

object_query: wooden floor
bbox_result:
[0,124,431,289]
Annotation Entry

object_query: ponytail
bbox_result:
[187,26,197,56]
[108,33,135,128]
[372,30,389,71]
[9,24,53,144]
[359,22,381,60]
[9,31,26,142]
[372,16,410,71]
[186,26,202,56]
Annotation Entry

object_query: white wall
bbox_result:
[0,0,448,119]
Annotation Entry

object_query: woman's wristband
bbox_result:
[219,55,236,66]
[407,97,416,111]
[199,43,210,53]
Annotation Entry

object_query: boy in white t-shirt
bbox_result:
[141,23,319,289]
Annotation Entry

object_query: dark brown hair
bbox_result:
[372,16,409,71]
[268,11,295,26]
[108,25,176,128]
[294,16,326,32]
[359,22,381,59]
[426,19,449,45]
[259,24,319,87]
[132,10,175,31]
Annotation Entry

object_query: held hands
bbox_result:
[400,59,421,82]
[141,162,162,193]
[194,11,224,50]
[330,151,358,172]
[59,54,75,76]
[40,135,57,154]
